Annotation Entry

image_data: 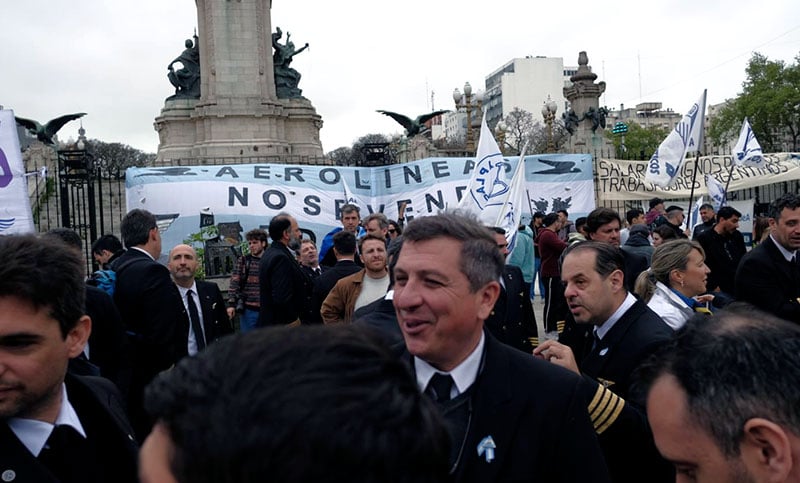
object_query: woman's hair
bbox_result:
[652,224,679,242]
[634,239,705,302]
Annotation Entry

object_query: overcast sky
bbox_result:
[2,1,798,155]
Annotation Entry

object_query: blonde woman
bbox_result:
[634,239,712,329]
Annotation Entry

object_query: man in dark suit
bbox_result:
[258,214,307,327]
[0,235,138,483]
[111,208,186,440]
[168,244,233,354]
[485,227,538,351]
[393,213,611,482]
[310,230,361,324]
[535,241,674,482]
[736,193,800,322]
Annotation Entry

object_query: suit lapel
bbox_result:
[583,301,642,376]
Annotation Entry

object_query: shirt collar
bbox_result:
[177,281,199,297]
[414,332,485,397]
[770,234,797,262]
[7,384,87,456]
[596,292,637,340]
[130,246,155,260]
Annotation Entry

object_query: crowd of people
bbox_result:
[1,193,799,482]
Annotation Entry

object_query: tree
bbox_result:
[500,108,536,155]
[605,122,669,160]
[709,52,800,152]
[327,146,352,166]
[89,139,156,179]
[326,133,392,166]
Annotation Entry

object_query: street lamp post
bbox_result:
[453,82,483,154]
[541,96,558,153]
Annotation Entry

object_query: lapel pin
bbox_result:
[477,435,496,463]
[599,347,609,356]
[1,470,16,482]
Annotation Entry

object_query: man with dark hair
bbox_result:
[167,244,233,354]
[535,241,674,482]
[640,304,800,481]
[530,211,546,301]
[91,234,124,269]
[645,197,665,227]
[585,207,649,292]
[568,216,588,244]
[537,212,568,337]
[258,214,306,327]
[321,234,389,324]
[318,203,366,267]
[0,235,138,482]
[311,230,362,324]
[692,203,716,239]
[393,212,611,482]
[43,228,130,393]
[556,209,574,242]
[736,193,800,321]
[140,325,450,483]
[696,206,746,296]
[620,208,645,246]
[663,205,689,238]
[112,208,186,440]
[226,228,267,332]
[486,227,539,351]
[352,237,405,346]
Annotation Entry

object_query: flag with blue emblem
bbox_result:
[705,174,726,209]
[688,196,704,231]
[645,90,707,188]
[0,109,35,234]
[732,118,764,168]
[458,116,526,253]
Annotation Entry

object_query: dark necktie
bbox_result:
[187,290,206,350]
[38,425,88,482]
[426,373,455,403]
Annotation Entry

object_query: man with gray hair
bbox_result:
[363,212,390,244]
[640,304,800,482]
[393,211,610,482]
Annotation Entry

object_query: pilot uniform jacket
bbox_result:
[0,374,138,483]
[484,265,539,351]
[406,331,612,483]
[578,298,674,483]
[258,242,307,326]
[179,280,234,346]
[735,235,800,322]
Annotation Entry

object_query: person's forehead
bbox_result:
[170,247,195,258]
[599,220,620,230]
[777,206,800,221]
[562,250,597,275]
[362,239,385,251]
[342,211,359,218]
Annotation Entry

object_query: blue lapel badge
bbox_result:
[477,435,496,463]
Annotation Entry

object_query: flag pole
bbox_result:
[721,160,735,206]
[686,151,702,216]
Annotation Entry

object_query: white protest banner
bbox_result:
[596,153,800,202]
[126,154,596,259]
[0,109,35,235]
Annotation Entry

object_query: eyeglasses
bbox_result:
[388,229,396,234]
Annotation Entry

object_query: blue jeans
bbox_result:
[239,308,260,333]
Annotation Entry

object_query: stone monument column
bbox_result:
[154,0,323,163]
[562,51,614,155]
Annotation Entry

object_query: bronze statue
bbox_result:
[562,109,582,135]
[584,106,608,132]
[272,27,309,99]
[15,113,86,145]
[167,34,200,100]
[376,110,449,138]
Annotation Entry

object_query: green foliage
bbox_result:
[182,225,220,281]
[605,122,669,160]
[88,139,156,179]
[708,52,800,151]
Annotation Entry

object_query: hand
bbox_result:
[533,340,580,375]
[226,307,235,320]
[694,294,714,304]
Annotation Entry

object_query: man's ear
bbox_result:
[149,227,160,243]
[475,281,501,321]
[739,418,793,482]
[66,315,92,359]
[609,268,625,292]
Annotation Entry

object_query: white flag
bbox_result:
[645,90,707,188]
[688,196,704,230]
[732,117,764,168]
[0,109,35,235]
[341,177,364,211]
[705,174,726,209]
[458,116,525,252]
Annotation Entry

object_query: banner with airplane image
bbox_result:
[126,154,595,260]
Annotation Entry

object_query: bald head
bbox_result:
[168,244,199,287]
